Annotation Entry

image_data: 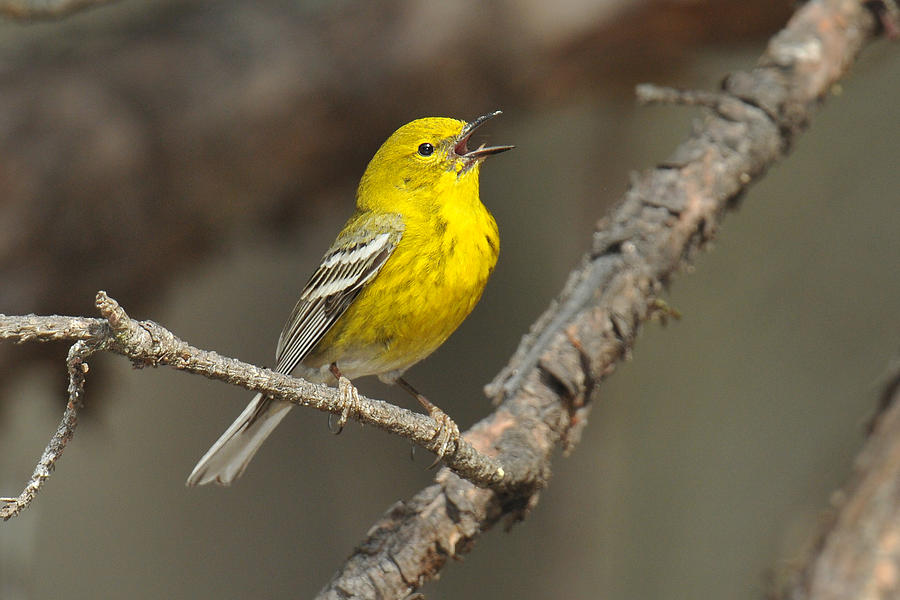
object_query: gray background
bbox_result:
[2,2,899,599]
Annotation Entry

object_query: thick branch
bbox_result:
[318,0,891,598]
[782,360,900,600]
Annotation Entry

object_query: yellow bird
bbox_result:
[188,112,512,486]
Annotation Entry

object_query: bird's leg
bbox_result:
[329,363,360,435]
[396,377,461,461]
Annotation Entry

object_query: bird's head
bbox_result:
[357,112,512,211]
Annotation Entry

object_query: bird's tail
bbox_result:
[186,393,292,486]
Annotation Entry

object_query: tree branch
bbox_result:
[0,0,894,597]
[781,358,900,599]
[0,0,114,20]
[0,292,509,520]
[317,0,894,598]
[0,339,93,519]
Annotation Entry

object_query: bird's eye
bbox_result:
[417,143,434,157]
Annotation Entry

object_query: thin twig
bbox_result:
[635,84,729,108]
[0,339,95,520]
[0,0,115,20]
[0,292,510,519]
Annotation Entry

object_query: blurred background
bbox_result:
[1,1,899,598]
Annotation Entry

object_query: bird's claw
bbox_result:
[329,376,360,434]
[425,404,460,468]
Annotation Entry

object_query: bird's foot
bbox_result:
[420,398,461,466]
[395,377,461,467]
[329,376,361,435]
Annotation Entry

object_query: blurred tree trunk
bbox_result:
[0,0,791,319]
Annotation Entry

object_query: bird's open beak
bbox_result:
[454,111,515,159]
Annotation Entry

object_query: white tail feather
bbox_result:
[186,393,292,486]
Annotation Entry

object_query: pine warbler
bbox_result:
[188,112,512,486]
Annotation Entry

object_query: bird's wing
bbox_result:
[273,212,404,375]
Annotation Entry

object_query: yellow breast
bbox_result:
[304,195,499,380]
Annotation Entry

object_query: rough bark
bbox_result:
[317,1,892,597]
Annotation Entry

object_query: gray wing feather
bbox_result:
[274,216,402,375]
